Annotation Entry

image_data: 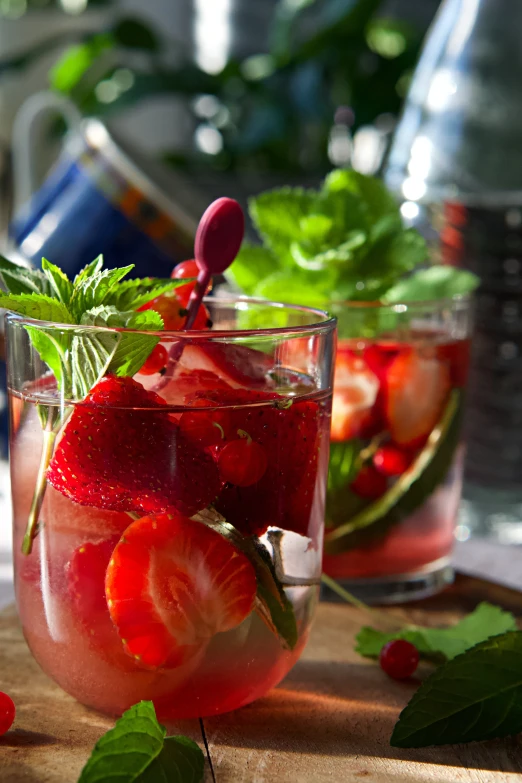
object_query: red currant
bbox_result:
[139,344,168,375]
[179,410,225,447]
[171,259,199,304]
[140,292,210,331]
[350,465,387,499]
[379,639,419,680]
[373,445,411,477]
[0,692,15,735]
[218,431,268,487]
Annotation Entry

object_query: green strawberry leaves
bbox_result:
[391,631,522,748]
[227,169,479,314]
[78,701,204,783]
[356,602,518,663]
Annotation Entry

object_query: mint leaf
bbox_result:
[41,258,74,304]
[0,292,72,323]
[108,310,163,378]
[252,537,298,651]
[249,187,315,265]
[78,700,204,782]
[24,326,71,392]
[106,277,192,311]
[324,169,400,225]
[391,631,522,747]
[70,330,118,400]
[73,255,104,286]
[138,736,205,782]
[69,265,135,318]
[0,255,53,296]
[253,269,333,308]
[383,265,480,304]
[227,244,280,296]
[325,390,462,553]
[356,603,517,662]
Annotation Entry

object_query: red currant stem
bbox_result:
[213,421,225,439]
[321,574,401,631]
[183,268,211,330]
[126,511,141,521]
[237,428,252,444]
[359,432,388,463]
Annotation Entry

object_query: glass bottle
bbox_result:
[384,0,522,542]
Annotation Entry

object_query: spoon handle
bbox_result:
[183,268,212,330]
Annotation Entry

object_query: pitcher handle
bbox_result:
[11,91,82,213]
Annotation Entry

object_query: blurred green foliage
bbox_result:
[0,0,426,175]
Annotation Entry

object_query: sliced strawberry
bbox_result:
[177,343,273,389]
[159,368,232,406]
[47,376,221,517]
[331,351,380,441]
[196,388,321,538]
[384,348,451,448]
[66,538,118,617]
[105,513,257,669]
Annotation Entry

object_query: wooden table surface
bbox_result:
[1,575,522,783]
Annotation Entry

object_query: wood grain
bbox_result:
[1,575,522,782]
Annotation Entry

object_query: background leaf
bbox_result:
[249,188,315,264]
[391,631,522,747]
[383,265,480,304]
[228,244,280,296]
[356,603,518,661]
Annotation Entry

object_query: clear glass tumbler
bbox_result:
[322,295,472,604]
[7,299,335,719]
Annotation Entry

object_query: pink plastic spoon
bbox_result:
[183,197,245,329]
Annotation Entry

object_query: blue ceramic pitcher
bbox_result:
[9,92,201,279]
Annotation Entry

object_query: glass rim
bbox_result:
[5,296,337,339]
[330,292,473,311]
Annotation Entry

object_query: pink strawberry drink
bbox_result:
[8,297,334,719]
[321,297,473,603]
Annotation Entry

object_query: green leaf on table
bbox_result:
[383,265,480,304]
[0,292,72,323]
[78,700,204,783]
[41,258,74,304]
[391,631,522,747]
[227,243,280,296]
[356,602,517,662]
[324,390,462,554]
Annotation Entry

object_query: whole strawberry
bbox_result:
[47,376,221,517]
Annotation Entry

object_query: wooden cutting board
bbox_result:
[1,574,522,783]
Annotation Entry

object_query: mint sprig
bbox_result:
[228,169,479,309]
[391,631,522,747]
[78,701,204,783]
[0,254,192,554]
[356,602,517,663]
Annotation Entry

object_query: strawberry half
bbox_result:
[331,351,380,441]
[193,388,321,538]
[177,343,273,389]
[47,376,220,517]
[105,513,257,669]
[384,348,451,448]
